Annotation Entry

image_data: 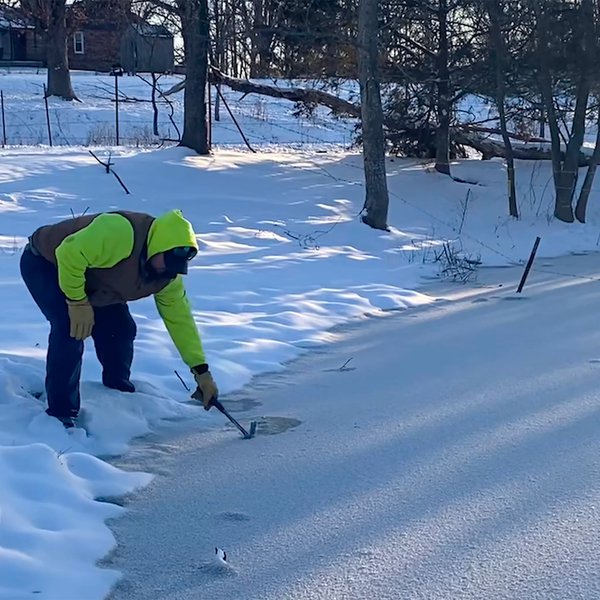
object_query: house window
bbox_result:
[73,32,84,54]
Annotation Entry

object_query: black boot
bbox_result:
[46,408,77,429]
[102,376,135,393]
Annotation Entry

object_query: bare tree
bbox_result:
[488,0,518,218]
[575,103,600,222]
[434,0,451,175]
[21,0,77,99]
[177,0,210,153]
[357,0,389,230]
[532,0,595,223]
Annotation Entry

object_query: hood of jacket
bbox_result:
[147,209,198,258]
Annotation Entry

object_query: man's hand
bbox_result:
[66,298,95,340]
[191,364,219,410]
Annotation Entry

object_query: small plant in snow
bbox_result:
[249,98,269,121]
[129,125,157,147]
[86,123,116,146]
[398,227,440,265]
[433,241,481,283]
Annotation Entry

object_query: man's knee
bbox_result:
[94,305,137,342]
[48,318,84,360]
[48,314,74,340]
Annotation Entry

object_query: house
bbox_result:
[0,2,173,73]
[0,7,44,65]
[67,0,174,73]
[120,23,174,74]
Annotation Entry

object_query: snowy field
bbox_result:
[0,68,358,148]
[1,69,600,599]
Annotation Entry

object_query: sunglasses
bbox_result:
[169,246,198,261]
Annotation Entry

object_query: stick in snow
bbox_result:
[88,150,131,194]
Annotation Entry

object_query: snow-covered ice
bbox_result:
[106,254,600,600]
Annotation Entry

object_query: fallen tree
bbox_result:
[164,68,362,118]
[164,68,591,164]
[453,131,590,166]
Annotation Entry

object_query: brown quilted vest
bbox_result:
[30,211,174,306]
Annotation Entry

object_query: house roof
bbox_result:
[131,22,172,38]
[0,7,35,30]
[65,1,173,38]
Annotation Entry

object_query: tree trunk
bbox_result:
[555,75,591,220]
[532,1,570,220]
[45,0,77,100]
[575,106,600,223]
[248,0,274,78]
[532,0,595,223]
[357,0,389,231]
[213,0,222,121]
[489,0,518,218]
[151,73,159,136]
[179,0,210,154]
[560,0,595,223]
[434,0,451,176]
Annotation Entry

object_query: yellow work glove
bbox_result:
[66,298,95,340]
[191,365,219,410]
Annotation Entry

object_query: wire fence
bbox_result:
[0,76,358,149]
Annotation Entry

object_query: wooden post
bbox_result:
[151,72,159,137]
[43,84,53,147]
[207,80,212,148]
[214,84,255,153]
[114,73,120,145]
[517,236,541,293]
[1,91,6,147]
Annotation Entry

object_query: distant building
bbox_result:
[0,3,174,73]
[119,23,174,74]
[67,1,174,73]
[0,7,44,65]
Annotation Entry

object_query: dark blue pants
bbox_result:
[20,248,136,418]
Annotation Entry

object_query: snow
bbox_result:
[1,69,600,599]
[0,445,150,600]
[106,255,600,600]
[0,69,357,148]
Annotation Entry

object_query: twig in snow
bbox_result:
[280,218,342,250]
[457,189,471,235]
[323,357,356,373]
[339,358,354,371]
[175,370,191,391]
[56,447,71,459]
[88,150,130,194]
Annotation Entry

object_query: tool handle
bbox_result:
[210,398,252,438]
[210,398,226,413]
